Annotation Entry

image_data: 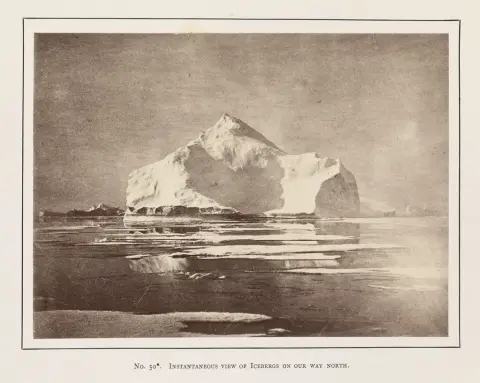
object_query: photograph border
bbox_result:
[22,17,461,350]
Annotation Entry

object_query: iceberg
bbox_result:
[125,114,360,218]
[38,203,125,218]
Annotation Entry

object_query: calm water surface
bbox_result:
[33,216,448,337]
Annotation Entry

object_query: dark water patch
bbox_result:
[316,239,360,245]
[212,239,287,246]
[314,222,361,238]
[153,226,202,234]
[213,229,285,236]
[183,258,340,272]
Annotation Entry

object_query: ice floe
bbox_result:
[367,284,442,291]
[171,243,402,257]
[284,268,380,274]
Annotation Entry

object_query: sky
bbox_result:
[34,33,449,213]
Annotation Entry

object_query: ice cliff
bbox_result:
[125,114,360,218]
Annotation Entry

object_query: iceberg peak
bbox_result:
[220,112,236,123]
[199,113,284,154]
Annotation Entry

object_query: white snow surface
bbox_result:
[126,114,360,217]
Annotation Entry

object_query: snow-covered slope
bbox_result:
[125,114,360,218]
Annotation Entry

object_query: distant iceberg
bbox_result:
[39,203,125,218]
[359,197,396,217]
[402,205,441,217]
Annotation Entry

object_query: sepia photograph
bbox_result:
[27,23,458,345]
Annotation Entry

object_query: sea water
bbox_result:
[33,216,448,337]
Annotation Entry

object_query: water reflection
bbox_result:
[314,221,360,244]
[33,216,448,337]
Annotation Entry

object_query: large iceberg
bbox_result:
[125,114,360,218]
